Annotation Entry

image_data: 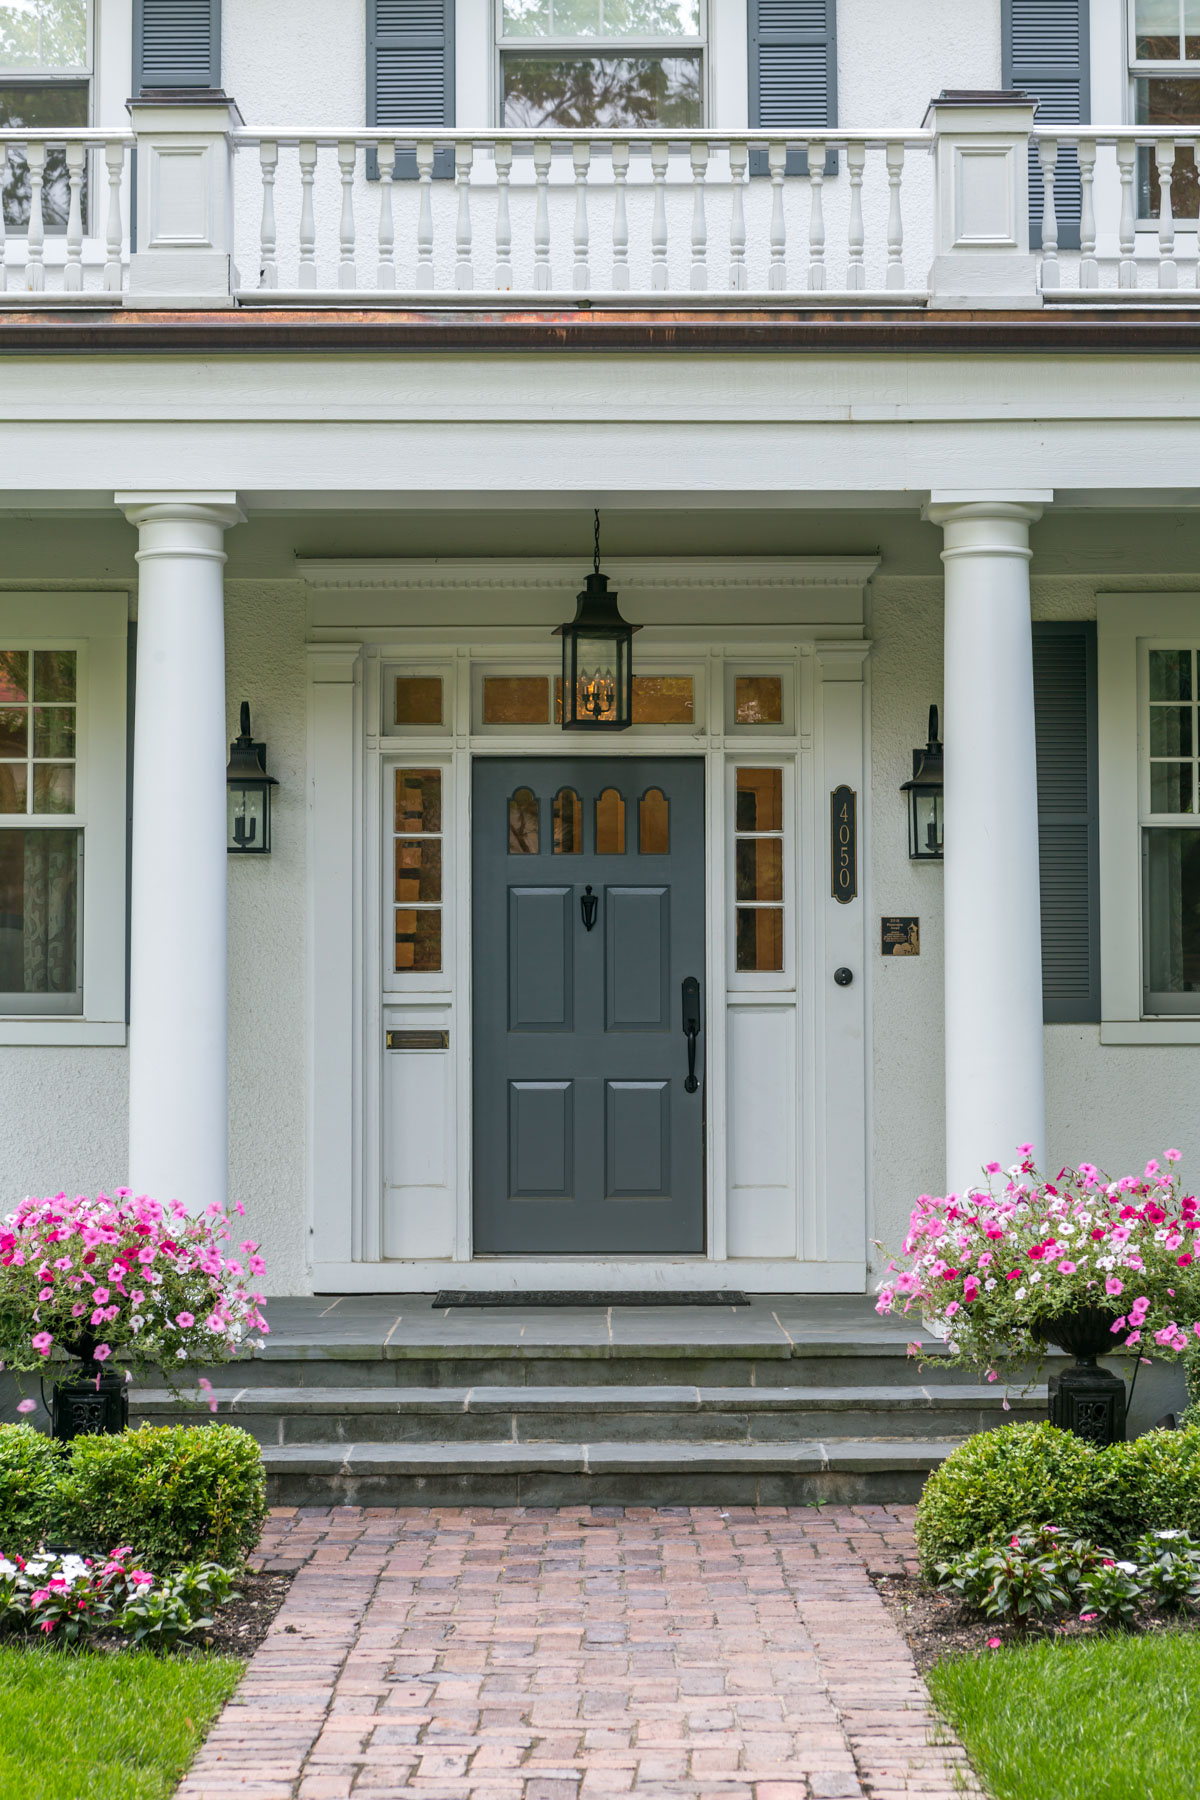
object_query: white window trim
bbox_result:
[0,592,127,1046]
[1097,590,1200,1043]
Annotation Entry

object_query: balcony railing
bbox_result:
[3,98,1200,309]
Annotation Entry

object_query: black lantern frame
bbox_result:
[555,512,641,732]
[901,705,944,862]
[226,701,278,855]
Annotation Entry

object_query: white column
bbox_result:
[926,496,1050,1194]
[118,493,244,1211]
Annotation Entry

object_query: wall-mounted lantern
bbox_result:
[226,701,277,855]
[554,509,641,731]
[901,705,944,861]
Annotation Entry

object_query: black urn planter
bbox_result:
[1033,1307,1127,1445]
[50,1335,129,1442]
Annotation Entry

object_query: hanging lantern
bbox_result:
[555,510,641,731]
[901,705,944,861]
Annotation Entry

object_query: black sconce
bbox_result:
[226,701,277,855]
[901,705,944,861]
[554,509,641,731]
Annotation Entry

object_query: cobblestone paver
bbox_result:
[177,1505,976,1800]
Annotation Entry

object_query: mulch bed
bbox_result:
[872,1570,1200,1673]
[186,1569,294,1658]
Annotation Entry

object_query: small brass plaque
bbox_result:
[386,1029,449,1050]
[881,916,920,957]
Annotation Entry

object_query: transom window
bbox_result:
[1133,0,1200,217]
[0,0,90,233]
[498,0,704,129]
[1142,646,1200,1012]
[0,647,80,1014]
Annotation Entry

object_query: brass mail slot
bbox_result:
[386,1029,449,1050]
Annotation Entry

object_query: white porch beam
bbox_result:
[118,491,244,1212]
[926,494,1050,1196]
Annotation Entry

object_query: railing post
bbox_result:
[650,140,669,291]
[572,140,591,291]
[845,140,865,289]
[455,141,474,291]
[1078,137,1097,288]
[1037,137,1059,289]
[126,92,241,307]
[337,139,357,289]
[924,89,1040,305]
[257,140,278,289]
[1156,137,1177,288]
[885,140,906,289]
[689,139,708,291]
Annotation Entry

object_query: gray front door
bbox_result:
[472,757,705,1255]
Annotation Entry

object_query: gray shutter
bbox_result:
[747,0,837,177]
[1033,622,1099,1023]
[134,0,221,91]
[367,0,454,181]
[1002,0,1089,251]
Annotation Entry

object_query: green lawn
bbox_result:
[928,1633,1200,1800]
[0,1648,242,1800]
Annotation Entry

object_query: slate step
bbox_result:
[132,1381,1046,1444]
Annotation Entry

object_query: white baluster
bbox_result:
[768,141,786,291]
[1117,139,1137,289]
[298,140,318,289]
[728,140,747,291]
[885,139,905,289]
[24,139,45,291]
[104,139,124,293]
[416,141,435,290]
[533,139,552,291]
[1038,137,1059,290]
[63,139,84,291]
[845,141,865,290]
[1078,138,1097,288]
[611,140,630,289]
[807,140,826,290]
[455,141,474,290]
[650,140,669,291]
[572,140,590,290]
[689,139,708,290]
[494,140,513,290]
[0,147,7,293]
[1157,137,1177,287]
[257,140,278,289]
[337,140,357,288]
[376,140,395,288]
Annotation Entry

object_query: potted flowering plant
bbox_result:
[0,1190,269,1439]
[875,1148,1200,1441]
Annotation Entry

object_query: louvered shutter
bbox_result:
[367,0,454,181]
[133,0,220,91]
[1033,623,1099,1023]
[1002,0,1089,251]
[747,0,837,177]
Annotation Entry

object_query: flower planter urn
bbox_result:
[50,1335,129,1442]
[1034,1307,1127,1444]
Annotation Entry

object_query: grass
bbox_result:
[0,1647,242,1800]
[928,1632,1200,1800]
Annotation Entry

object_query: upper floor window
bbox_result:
[0,0,90,233]
[498,0,704,129]
[1133,0,1200,216]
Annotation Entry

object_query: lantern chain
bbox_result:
[593,508,600,576]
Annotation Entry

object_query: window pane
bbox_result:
[33,649,74,701]
[394,838,441,903]
[501,0,700,36]
[509,787,539,854]
[630,675,693,725]
[1150,705,1194,755]
[33,764,73,813]
[735,676,783,726]
[483,676,550,726]
[1136,0,1182,57]
[1188,0,1200,57]
[736,838,783,903]
[1150,649,1193,700]
[0,764,27,813]
[0,83,89,232]
[595,787,626,854]
[0,709,26,757]
[638,787,669,854]
[735,907,783,973]
[1136,80,1200,216]
[395,769,441,834]
[1151,761,1194,812]
[553,787,582,853]
[394,676,442,727]
[1144,828,1200,1003]
[0,652,28,702]
[501,53,703,129]
[735,767,783,834]
[0,827,80,1008]
[394,908,441,973]
[0,2,88,71]
[32,706,74,758]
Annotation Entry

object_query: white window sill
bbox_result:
[0,1021,126,1047]
[1101,1020,1200,1045]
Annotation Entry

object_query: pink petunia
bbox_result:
[30,1332,52,1356]
[175,1312,195,1329]
[93,1343,111,1363]
[1105,1276,1124,1297]
[15,1398,35,1415]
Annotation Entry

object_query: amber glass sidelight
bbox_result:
[553,787,582,853]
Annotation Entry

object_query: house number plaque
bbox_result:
[831,786,857,905]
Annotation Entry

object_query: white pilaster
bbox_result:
[118,492,244,1211]
[926,495,1050,1194]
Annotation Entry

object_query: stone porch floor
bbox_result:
[177,1504,977,1800]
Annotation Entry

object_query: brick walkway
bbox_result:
[177,1505,977,1800]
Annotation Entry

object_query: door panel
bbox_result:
[473,757,705,1254]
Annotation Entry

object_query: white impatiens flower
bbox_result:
[1155,1529,1185,1540]
[1116,1561,1138,1575]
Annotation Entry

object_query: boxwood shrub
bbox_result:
[56,1424,266,1570]
[0,1426,63,1560]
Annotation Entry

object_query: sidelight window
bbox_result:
[733,765,785,974]
[1142,646,1200,1011]
[394,768,443,972]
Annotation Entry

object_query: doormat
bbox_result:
[433,1290,751,1308]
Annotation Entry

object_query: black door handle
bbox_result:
[581,885,598,931]
[681,976,701,1093]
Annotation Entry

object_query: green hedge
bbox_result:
[0,1423,264,1570]
[915,1421,1200,1576]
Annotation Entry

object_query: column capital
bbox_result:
[924,494,1050,564]
[116,491,244,530]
